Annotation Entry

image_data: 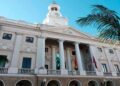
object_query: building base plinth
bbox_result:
[8,67,18,74]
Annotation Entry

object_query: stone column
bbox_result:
[89,45,103,76]
[66,48,72,71]
[35,37,46,74]
[74,42,86,75]
[59,39,68,75]
[8,33,23,73]
[52,46,56,70]
[103,47,117,76]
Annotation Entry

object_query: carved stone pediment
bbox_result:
[41,24,94,40]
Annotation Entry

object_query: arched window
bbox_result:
[51,7,58,11]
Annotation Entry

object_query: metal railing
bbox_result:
[18,68,34,74]
[47,70,61,75]
[0,67,8,74]
[103,72,112,76]
[68,70,80,75]
[86,71,96,76]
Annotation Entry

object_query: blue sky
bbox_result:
[0,0,120,36]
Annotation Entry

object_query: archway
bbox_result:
[0,80,4,86]
[106,81,113,86]
[16,80,32,86]
[47,80,61,86]
[69,80,81,86]
[88,80,99,86]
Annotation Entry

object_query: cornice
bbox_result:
[0,16,37,30]
[41,30,120,49]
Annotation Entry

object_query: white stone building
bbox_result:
[0,2,120,86]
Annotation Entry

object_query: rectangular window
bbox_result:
[22,57,31,68]
[2,33,12,40]
[102,63,108,73]
[109,49,114,54]
[114,64,120,73]
[0,55,7,67]
[26,37,34,43]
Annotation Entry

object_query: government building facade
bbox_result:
[0,2,120,86]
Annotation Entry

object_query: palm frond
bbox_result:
[76,4,120,41]
[92,5,120,20]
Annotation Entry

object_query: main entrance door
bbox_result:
[69,80,81,86]
[88,81,99,86]
[47,80,60,86]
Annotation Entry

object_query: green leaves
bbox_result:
[76,5,120,41]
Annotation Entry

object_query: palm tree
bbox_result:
[76,5,120,42]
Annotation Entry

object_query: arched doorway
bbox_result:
[69,80,81,86]
[16,80,32,86]
[47,80,60,86]
[106,81,113,86]
[0,80,4,86]
[88,80,99,86]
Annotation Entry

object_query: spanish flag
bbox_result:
[92,56,97,69]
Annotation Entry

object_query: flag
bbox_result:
[74,57,78,70]
[56,53,60,70]
[92,56,97,69]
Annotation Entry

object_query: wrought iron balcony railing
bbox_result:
[68,70,80,75]
[47,70,61,75]
[18,68,34,74]
[0,67,8,74]
[103,72,112,76]
[86,71,96,76]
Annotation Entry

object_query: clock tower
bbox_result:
[43,1,68,26]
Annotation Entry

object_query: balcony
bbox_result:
[103,72,112,76]
[18,68,34,74]
[47,70,61,75]
[68,70,80,75]
[0,67,8,74]
[86,71,96,76]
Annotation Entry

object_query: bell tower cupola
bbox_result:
[43,1,68,26]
